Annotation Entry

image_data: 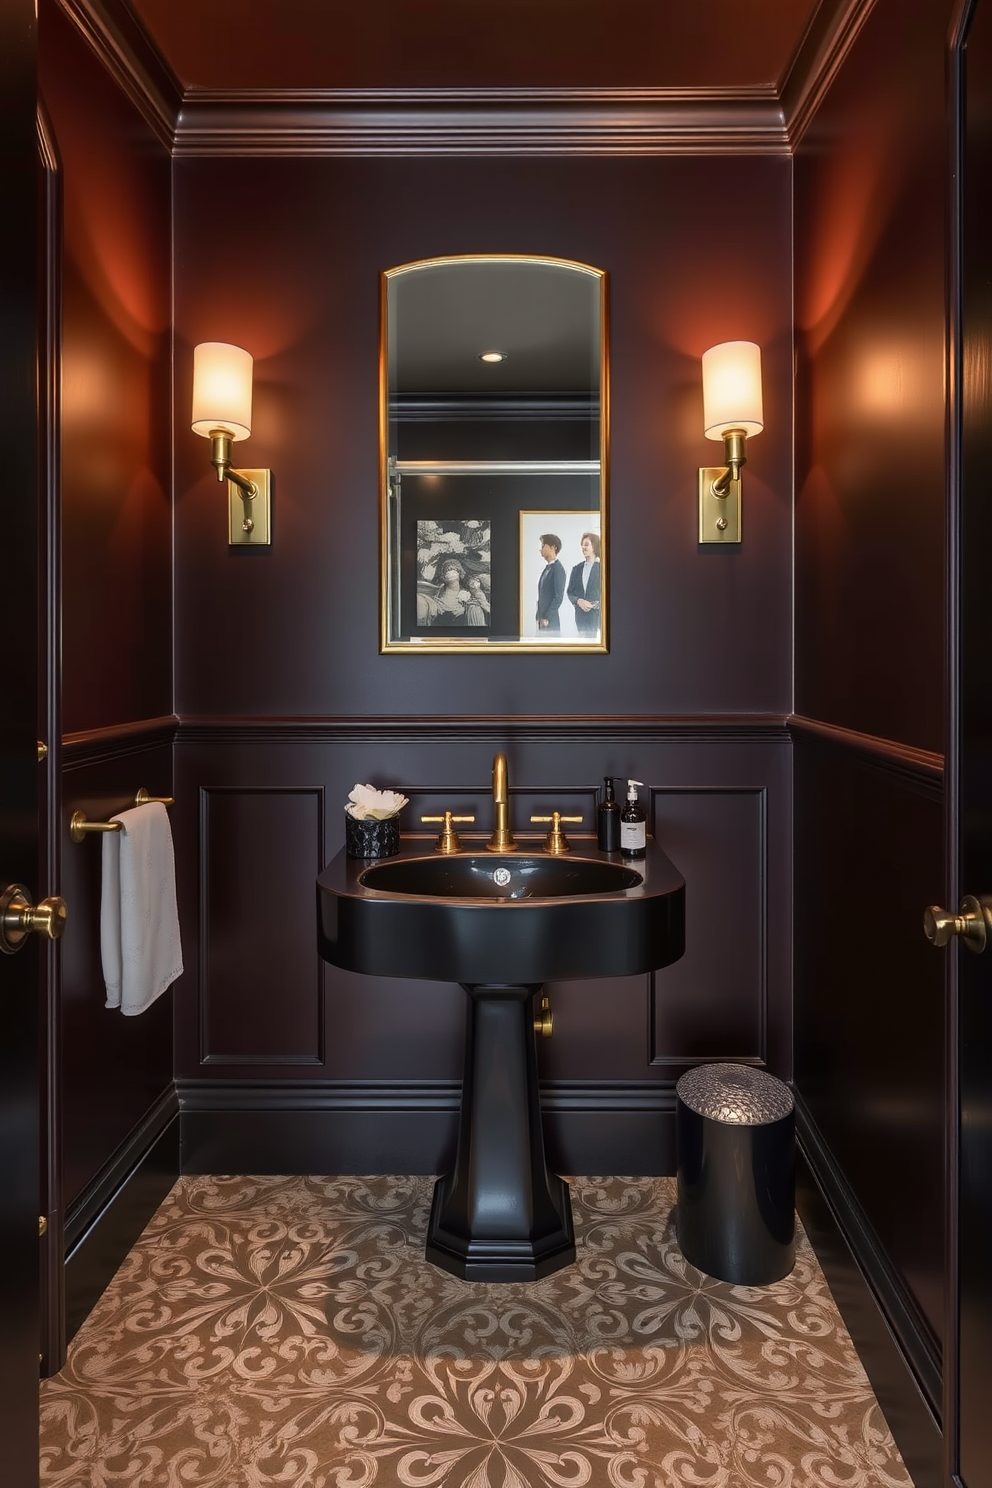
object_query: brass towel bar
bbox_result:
[69,789,175,845]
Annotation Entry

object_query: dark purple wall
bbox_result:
[173,155,793,719]
[42,4,173,740]
[41,0,174,1215]
[170,154,796,1172]
[795,4,947,753]
[793,0,951,1372]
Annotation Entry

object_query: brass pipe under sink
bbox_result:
[487,752,518,852]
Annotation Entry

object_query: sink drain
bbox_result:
[492,867,512,887]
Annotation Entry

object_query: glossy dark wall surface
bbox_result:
[40,0,174,1224]
[794,0,947,753]
[174,155,792,719]
[171,155,795,1168]
[793,0,952,1410]
[41,1,173,738]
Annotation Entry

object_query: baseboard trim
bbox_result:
[176,1079,677,1177]
[795,1094,943,1488]
[62,1087,180,1352]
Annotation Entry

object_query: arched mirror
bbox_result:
[381,255,607,653]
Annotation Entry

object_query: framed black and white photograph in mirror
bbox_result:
[414,519,492,632]
[519,511,603,643]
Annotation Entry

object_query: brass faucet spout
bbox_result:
[487,752,517,852]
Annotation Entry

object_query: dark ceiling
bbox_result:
[126,0,824,94]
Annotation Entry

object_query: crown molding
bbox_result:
[779,0,879,147]
[56,0,877,157]
[173,88,788,157]
[54,0,182,150]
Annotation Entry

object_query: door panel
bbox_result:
[0,1,43,1484]
[37,101,64,1380]
[955,2,992,1483]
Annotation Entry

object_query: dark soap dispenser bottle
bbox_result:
[597,776,621,851]
[620,778,646,857]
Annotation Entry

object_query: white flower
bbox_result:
[345,784,409,820]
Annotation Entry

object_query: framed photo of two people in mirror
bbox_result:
[380,255,608,653]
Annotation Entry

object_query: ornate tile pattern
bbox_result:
[40,1175,913,1487]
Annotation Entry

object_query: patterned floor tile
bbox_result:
[39,1175,914,1488]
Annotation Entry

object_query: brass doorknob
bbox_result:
[0,884,68,955]
[923,894,992,954]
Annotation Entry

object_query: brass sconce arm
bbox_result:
[709,428,748,498]
[209,429,258,528]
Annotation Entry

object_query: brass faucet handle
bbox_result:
[421,811,475,854]
[529,810,582,855]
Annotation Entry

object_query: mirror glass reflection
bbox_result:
[381,256,607,652]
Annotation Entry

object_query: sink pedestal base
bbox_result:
[425,982,576,1282]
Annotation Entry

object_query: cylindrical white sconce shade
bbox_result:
[191,342,253,440]
[702,341,763,439]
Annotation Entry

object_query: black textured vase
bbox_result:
[345,813,400,859]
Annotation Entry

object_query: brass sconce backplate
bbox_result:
[228,469,271,546]
[698,467,741,545]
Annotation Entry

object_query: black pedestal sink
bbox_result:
[317,836,685,1281]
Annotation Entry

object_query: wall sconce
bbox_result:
[698,340,763,545]
[191,341,272,546]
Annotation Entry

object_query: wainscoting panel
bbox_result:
[175,717,792,1173]
[648,787,766,1067]
[792,722,945,1366]
[200,786,326,1064]
[54,720,179,1372]
[60,731,176,1211]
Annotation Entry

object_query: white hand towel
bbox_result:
[101,802,183,1016]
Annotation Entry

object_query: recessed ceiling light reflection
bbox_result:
[479,351,507,363]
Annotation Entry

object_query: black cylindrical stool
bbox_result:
[676,1063,795,1285]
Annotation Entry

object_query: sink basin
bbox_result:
[316,834,685,1283]
[360,853,642,900]
[317,837,684,985]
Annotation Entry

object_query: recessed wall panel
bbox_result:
[201,787,324,1063]
[649,788,765,1066]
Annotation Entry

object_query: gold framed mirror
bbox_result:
[380,255,608,653]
